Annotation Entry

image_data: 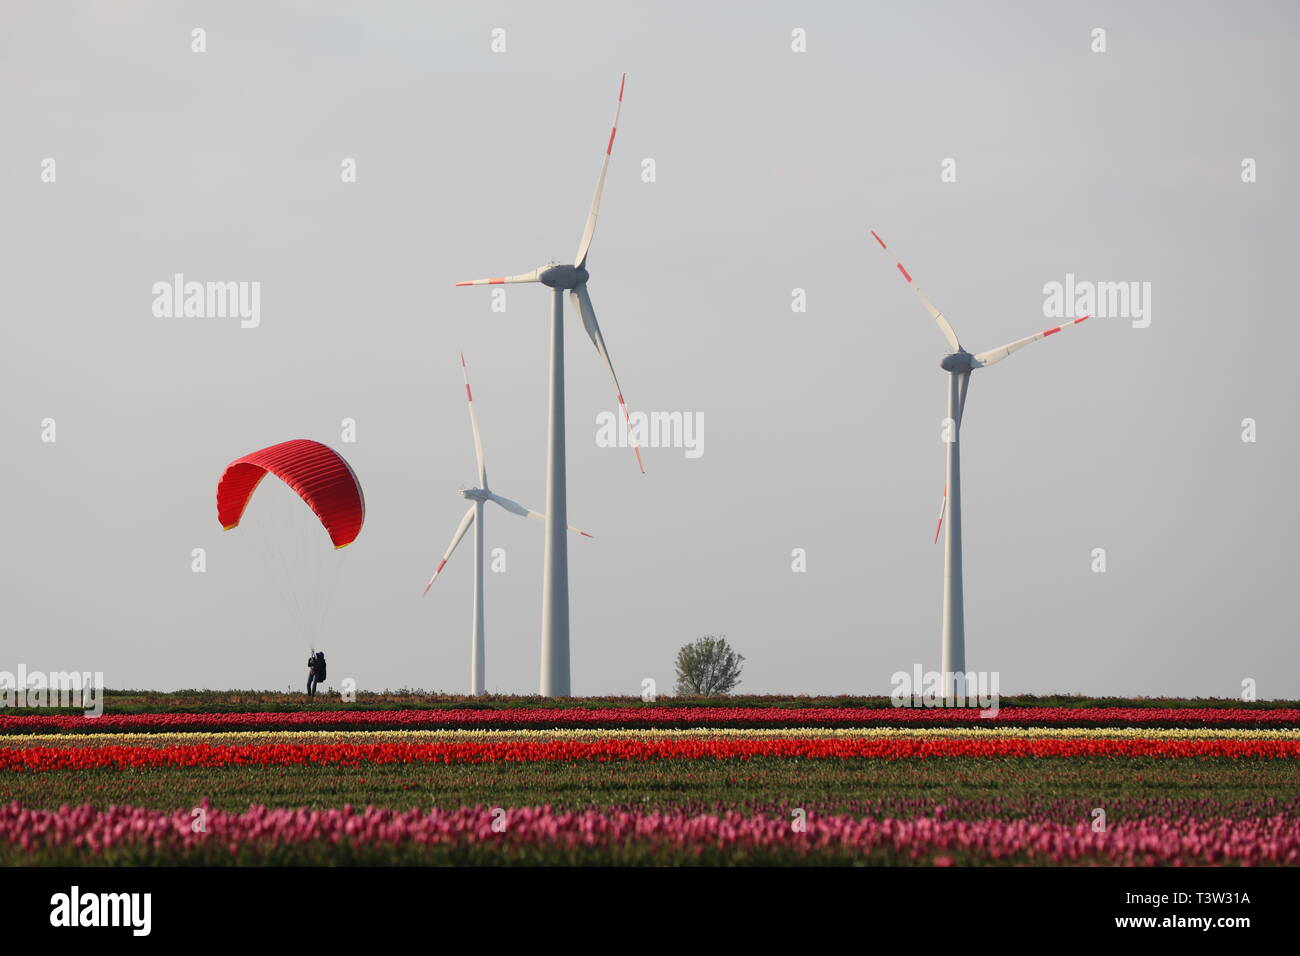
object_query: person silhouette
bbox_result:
[306,652,322,696]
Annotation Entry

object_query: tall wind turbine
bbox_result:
[872,230,1090,692]
[423,353,591,696]
[455,74,643,696]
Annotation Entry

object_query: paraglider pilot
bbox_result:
[307,651,326,696]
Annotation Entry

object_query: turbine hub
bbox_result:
[941,350,974,373]
[539,264,589,289]
[461,487,489,502]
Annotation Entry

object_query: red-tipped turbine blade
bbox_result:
[972,315,1090,368]
[871,230,963,352]
[460,352,487,488]
[455,269,542,287]
[934,486,947,544]
[574,73,626,268]
[571,285,644,474]
[423,505,476,594]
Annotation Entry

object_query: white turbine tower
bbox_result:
[455,74,643,696]
[423,353,591,696]
[872,230,1091,696]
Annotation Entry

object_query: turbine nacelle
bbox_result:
[539,263,590,289]
[940,350,976,373]
[461,487,490,503]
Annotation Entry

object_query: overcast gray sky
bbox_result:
[3,1,1298,698]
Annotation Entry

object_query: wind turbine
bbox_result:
[455,73,643,697]
[423,353,591,696]
[872,230,1090,695]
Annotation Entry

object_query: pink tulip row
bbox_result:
[2,802,1296,865]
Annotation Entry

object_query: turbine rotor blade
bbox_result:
[871,230,962,352]
[574,73,626,268]
[460,352,487,489]
[488,492,593,538]
[487,491,534,519]
[423,505,476,595]
[571,285,645,473]
[934,486,947,544]
[972,315,1090,368]
[455,269,543,287]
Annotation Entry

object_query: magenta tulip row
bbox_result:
[3,802,1296,865]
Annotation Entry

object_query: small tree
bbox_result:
[674,635,745,696]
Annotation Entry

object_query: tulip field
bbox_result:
[2,695,1298,866]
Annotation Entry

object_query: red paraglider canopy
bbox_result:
[217,440,365,549]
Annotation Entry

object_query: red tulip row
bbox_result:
[3,735,1298,771]
[2,706,1297,734]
